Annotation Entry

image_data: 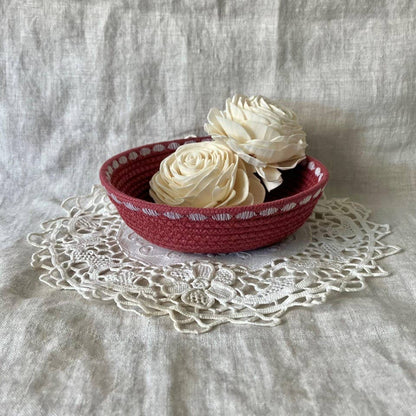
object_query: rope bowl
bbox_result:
[100,137,329,253]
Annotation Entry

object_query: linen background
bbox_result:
[0,1,415,415]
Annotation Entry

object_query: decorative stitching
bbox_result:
[123,202,141,211]
[260,207,278,216]
[140,148,151,156]
[313,189,322,198]
[167,142,180,150]
[308,161,315,170]
[164,212,183,220]
[211,213,232,221]
[236,211,256,220]
[142,208,159,217]
[299,195,312,205]
[188,213,207,221]
[153,144,165,152]
[282,202,297,212]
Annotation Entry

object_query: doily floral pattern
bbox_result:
[28,186,401,333]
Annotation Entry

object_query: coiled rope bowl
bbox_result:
[100,137,329,253]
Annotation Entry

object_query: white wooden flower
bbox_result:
[204,94,307,191]
[149,141,265,208]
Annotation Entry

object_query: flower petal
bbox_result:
[207,108,225,129]
[214,137,266,168]
[274,155,306,170]
[256,166,283,192]
[248,171,267,204]
[227,99,246,121]
[218,165,249,207]
[241,139,306,165]
[242,120,277,141]
[216,117,252,142]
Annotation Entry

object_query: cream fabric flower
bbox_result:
[149,141,265,208]
[204,94,307,191]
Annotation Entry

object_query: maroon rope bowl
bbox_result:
[100,137,329,253]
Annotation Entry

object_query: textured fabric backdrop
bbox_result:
[1,1,415,415]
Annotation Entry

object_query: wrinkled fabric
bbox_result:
[0,1,415,415]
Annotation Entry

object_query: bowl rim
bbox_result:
[99,136,329,214]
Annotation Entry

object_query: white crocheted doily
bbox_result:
[28,186,401,333]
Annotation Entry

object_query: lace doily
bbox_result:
[27,186,401,334]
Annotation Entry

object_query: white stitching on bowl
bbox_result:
[299,195,312,205]
[140,148,151,156]
[313,189,322,198]
[164,212,183,220]
[110,193,122,204]
[282,202,297,212]
[211,213,232,221]
[188,213,207,221]
[236,211,256,220]
[123,202,141,211]
[260,208,278,216]
[167,142,179,150]
[108,197,326,221]
[153,144,165,152]
[142,208,159,216]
